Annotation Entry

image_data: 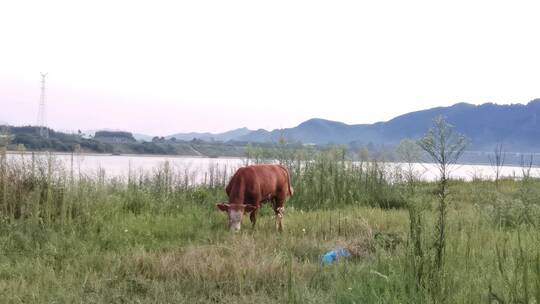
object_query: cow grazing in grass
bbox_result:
[216,164,293,232]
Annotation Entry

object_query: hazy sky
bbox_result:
[1,0,540,136]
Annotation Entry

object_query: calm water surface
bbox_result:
[5,152,538,182]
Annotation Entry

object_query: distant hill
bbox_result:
[132,133,154,142]
[235,100,540,151]
[85,129,154,142]
[2,126,115,153]
[166,127,252,142]
[1,125,257,157]
[94,131,137,143]
[236,119,373,145]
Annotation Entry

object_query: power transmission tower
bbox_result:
[37,72,49,138]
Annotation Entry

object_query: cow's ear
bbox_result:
[244,205,257,213]
[216,203,229,212]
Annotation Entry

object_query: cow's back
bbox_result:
[226,164,291,205]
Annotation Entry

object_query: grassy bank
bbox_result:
[1,148,540,303]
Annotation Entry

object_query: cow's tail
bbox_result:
[279,165,294,197]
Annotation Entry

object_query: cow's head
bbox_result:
[216,203,257,232]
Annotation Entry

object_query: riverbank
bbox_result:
[4,149,539,183]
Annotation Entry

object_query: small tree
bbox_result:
[520,153,534,182]
[244,144,265,165]
[397,139,425,289]
[275,134,291,167]
[359,146,370,162]
[0,126,13,148]
[518,154,535,225]
[489,143,506,188]
[397,139,423,191]
[0,127,9,215]
[418,116,469,273]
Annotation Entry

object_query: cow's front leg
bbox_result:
[249,208,259,229]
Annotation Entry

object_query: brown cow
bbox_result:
[216,164,293,232]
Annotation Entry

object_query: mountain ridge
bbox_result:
[60,100,540,151]
[166,127,252,142]
[234,100,540,151]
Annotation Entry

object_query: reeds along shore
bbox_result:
[1,147,540,303]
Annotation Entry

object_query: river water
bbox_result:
[5,151,538,183]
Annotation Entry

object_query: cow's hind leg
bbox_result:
[273,199,285,232]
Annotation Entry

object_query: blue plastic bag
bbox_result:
[321,248,352,265]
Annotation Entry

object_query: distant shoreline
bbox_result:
[5,149,539,168]
[4,150,247,160]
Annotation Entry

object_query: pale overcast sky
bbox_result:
[1,0,539,135]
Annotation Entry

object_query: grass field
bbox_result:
[1,148,540,303]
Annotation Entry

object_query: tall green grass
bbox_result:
[1,148,540,303]
[249,146,406,210]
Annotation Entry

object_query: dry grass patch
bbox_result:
[124,234,312,297]
[120,213,382,300]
